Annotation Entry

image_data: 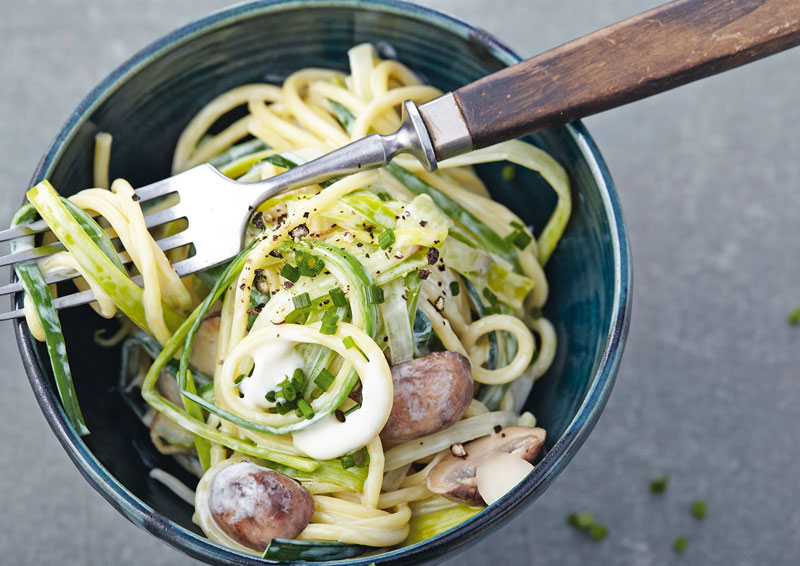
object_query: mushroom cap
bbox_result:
[427,426,546,506]
[156,370,183,406]
[188,315,221,377]
[208,461,314,551]
[380,351,474,443]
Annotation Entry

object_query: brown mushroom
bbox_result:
[156,370,183,406]
[208,461,314,551]
[380,351,474,443]
[427,426,546,506]
[188,315,220,377]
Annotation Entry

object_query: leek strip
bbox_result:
[178,240,376,435]
[208,138,269,169]
[463,279,499,365]
[341,193,397,229]
[377,485,431,508]
[26,181,184,333]
[384,411,518,470]
[372,250,428,286]
[404,504,482,546]
[219,149,276,178]
[404,270,424,327]
[328,99,356,133]
[183,369,211,471]
[263,539,366,561]
[264,458,368,492]
[380,278,413,363]
[289,240,378,338]
[126,332,212,386]
[12,205,88,435]
[180,320,353,435]
[386,163,521,272]
[141,240,318,471]
[60,199,125,272]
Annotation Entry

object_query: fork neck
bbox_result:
[247,100,438,208]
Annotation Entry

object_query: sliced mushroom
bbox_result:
[156,370,183,406]
[188,315,220,377]
[380,351,474,443]
[208,461,314,551]
[475,452,534,505]
[427,426,546,506]
[150,411,194,454]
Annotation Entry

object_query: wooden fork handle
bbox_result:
[453,0,800,149]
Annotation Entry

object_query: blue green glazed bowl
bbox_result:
[15,1,631,564]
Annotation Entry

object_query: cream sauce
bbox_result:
[237,339,303,410]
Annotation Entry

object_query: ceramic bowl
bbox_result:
[15,1,631,564]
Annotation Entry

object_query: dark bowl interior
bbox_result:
[16,1,630,565]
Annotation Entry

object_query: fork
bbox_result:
[3,0,798,320]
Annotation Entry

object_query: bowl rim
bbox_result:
[15,1,632,564]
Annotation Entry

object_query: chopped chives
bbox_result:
[649,475,669,494]
[275,402,292,415]
[296,398,315,419]
[567,511,595,529]
[690,500,707,520]
[320,311,339,335]
[284,308,308,324]
[343,402,361,417]
[265,390,277,403]
[673,537,688,553]
[367,285,385,304]
[297,252,325,277]
[314,368,335,391]
[329,287,348,307]
[293,292,311,310]
[353,447,370,468]
[378,228,395,249]
[589,524,608,541]
[501,164,517,181]
[342,336,356,349]
[340,447,369,469]
[449,281,460,296]
[567,510,607,542]
[482,287,499,305]
[506,221,532,249]
[508,229,532,249]
[291,368,305,388]
[529,306,543,320]
[280,263,300,283]
[234,374,247,384]
[377,191,392,202]
[789,306,800,326]
[282,383,297,401]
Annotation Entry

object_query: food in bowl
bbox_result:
[14,44,571,559]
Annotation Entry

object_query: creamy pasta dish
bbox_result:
[14,44,571,560]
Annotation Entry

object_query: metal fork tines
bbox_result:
[0,166,236,319]
[0,257,200,322]
[0,230,194,295]
[1,100,439,320]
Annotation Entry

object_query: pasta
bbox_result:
[19,43,570,559]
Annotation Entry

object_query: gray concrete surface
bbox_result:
[1,1,799,564]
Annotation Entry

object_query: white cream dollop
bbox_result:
[217,322,393,459]
[237,340,303,410]
[292,354,391,460]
